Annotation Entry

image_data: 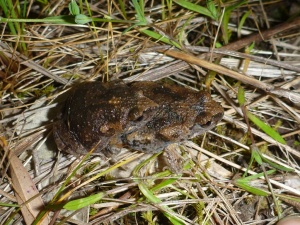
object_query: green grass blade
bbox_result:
[133,153,184,225]
[241,170,276,181]
[173,0,214,19]
[132,0,147,25]
[238,11,251,35]
[238,86,246,106]
[262,157,294,172]
[63,192,104,210]
[69,0,80,16]
[235,170,276,196]
[222,0,247,44]
[251,145,263,165]
[206,0,219,20]
[151,177,179,192]
[0,15,76,24]
[246,111,286,144]
[235,179,269,196]
[141,29,181,48]
[118,0,127,19]
[138,182,185,225]
[0,1,17,38]
[0,202,20,207]
[75,14,92,24]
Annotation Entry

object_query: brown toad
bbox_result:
[53,81,223,156]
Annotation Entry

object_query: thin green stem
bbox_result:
[0,16,135,24]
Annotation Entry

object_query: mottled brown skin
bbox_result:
[53,81,224,156]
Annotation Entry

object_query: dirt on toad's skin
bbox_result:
[53,81,224,155]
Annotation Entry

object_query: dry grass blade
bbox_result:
[0,42,68,85]
[158,49,300,102]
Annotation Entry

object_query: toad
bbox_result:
[53,81,224,156]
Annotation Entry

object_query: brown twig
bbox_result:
[156,49,300,102]
[136,17,300,88]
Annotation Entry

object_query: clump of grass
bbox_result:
[1,0,300,224]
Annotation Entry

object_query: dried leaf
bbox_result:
[10,154,49,225]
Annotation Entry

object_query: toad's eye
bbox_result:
[201,120,212,128]
[134,115,144,122]
[128,107,143,121]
